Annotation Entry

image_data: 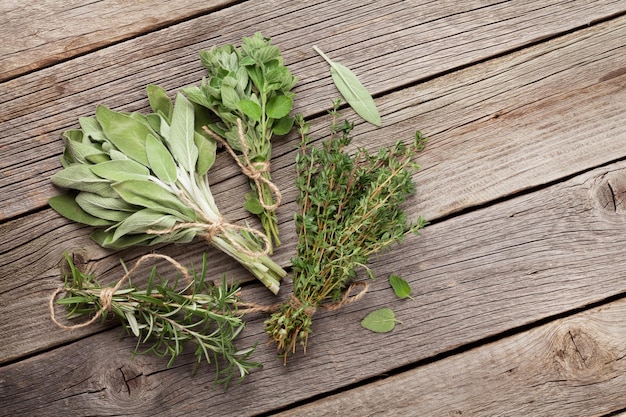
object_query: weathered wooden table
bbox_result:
[2,1,626,415]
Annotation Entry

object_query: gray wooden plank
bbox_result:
[1,13,625,365]
[4,140,626,416]
[276,297,626,417]
[2,0,624,220]
[0,0,236,81]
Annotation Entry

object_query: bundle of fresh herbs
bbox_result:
[184,32,297,252]
[48,87,286,294]
[50,253,260,385]
[264,100,427,361]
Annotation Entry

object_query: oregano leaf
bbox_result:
[313,46,381,126]
[389,274,413,300]
[360,308,400,333]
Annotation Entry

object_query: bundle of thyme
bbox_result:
[50,253,260,386]
[264,101,427,361]
[184,32,298,251]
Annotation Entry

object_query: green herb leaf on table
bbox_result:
[389,274,414,300]
[361,308,401,333]
[313,46,381,127]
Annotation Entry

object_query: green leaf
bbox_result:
[220,86,240,111]
[167,93,199,172]
[266,95,292,119]
[194,131,216,176]
[48,194,114,226]
[146,134,177,184]
[95,105,151,165]
[239,99,262,122]
[61,130,107,165]
[147,85,173,122]
[272,116,294,135]
[243,193,264,215]
[89,159,150,182]
[313,46,381,126]
[389,274,413,300]
[51,165,117,197]
[360,308,400,333]
[79,117,106,142]
[90,229,153,249]
[75,192,135,222]
[112,180,195,220]
[112,209,179,241]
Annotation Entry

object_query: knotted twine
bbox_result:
[239,281,370,317]
[49,253,191,330]
[202,119,282,211]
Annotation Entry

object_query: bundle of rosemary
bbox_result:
[50,253,260,386]
[264,101,427,361]
[48,87,286,294]
[184,32,297,251]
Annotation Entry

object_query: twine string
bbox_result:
[202,119,282,211]
[50,254,191,331]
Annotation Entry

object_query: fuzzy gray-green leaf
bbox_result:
[313,46,381,126]
[48,194,114,226]
[75,192,136,222]
[147,85,173,122]
[112,209,179,241]
[167,93,198,172]
[95,105,151,166]
[112,180,195,220]
[146,134,177,184]
[51,165,117,197]
[89,159,150,182]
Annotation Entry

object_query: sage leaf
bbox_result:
[48,194,113,227]
[76,192,135,222]
[95,105,150,166]
[313,46,381,126]
[147,84,173,122]
[79,117,106,142]
[194,131,217,176]
[266,95,292,119]
[112,209,178,241]
[51,165,117,197]
[167,93,198,172]
[389,274,413,300]
[90,229,153,249]
[360,308,400,333]
[146,134,177,184]
[89,159,150,182]
[112,180,196,220]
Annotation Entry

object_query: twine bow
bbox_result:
[50,254,191,330]
[202,119,282,211]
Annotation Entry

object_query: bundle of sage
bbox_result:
[50,253,260,385]
[264,101,427,361]
[48,88,286,294]
[184,32,297,252]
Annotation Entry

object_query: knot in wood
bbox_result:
[590,170,626,219]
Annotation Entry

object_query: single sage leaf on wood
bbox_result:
[389,274,413,300]
[361,308,400,333]
[313,46,381,126]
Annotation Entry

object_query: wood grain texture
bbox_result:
[1,13,625,365]
[0,0,235,81]
[4,144,626,415]
[2,0,624,220]
[276,297,626,417]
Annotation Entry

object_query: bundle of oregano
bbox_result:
[184,33,297,252]
[264,101,427,361]
[48,87,286,294]
[50,253,260,386]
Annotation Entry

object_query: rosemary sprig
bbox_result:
[264,100,427,361]
[53,253,261,386]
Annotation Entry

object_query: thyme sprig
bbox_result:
[264,100,427,361]
[52,253,261,386]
